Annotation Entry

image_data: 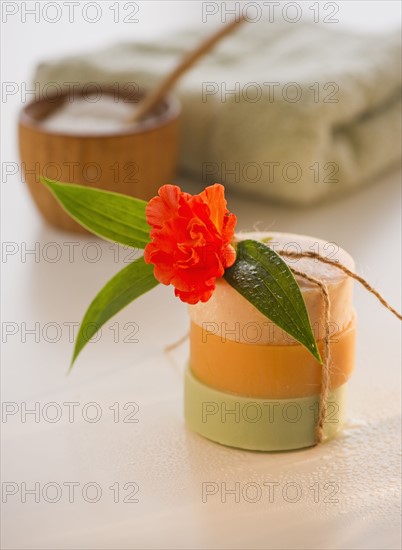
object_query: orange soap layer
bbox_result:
[190,319,356,399]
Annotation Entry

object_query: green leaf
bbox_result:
[42,178,151,248]
[71,256,158,368]
[224,239,322,363]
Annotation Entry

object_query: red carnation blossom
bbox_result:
[144,184,237,304]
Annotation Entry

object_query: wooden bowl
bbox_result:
[18,87,180,232]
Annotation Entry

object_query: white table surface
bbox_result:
[1,2,401,549]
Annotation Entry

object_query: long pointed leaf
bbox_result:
[71,257,158,367]
[224,239,321,363]
[42,178,151,248]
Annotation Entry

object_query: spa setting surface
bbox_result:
[2,2,401,550]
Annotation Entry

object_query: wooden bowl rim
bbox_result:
[18,87,181,138]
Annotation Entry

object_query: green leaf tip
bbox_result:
[224,239,322,363]
[69,256,159,369]
[41,177,151,249]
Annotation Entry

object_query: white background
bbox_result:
[1,2,401,549]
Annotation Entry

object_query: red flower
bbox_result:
[144,184,237,304]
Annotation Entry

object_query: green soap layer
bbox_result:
[184,368,347,451]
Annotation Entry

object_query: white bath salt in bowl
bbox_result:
[41,94,141,135]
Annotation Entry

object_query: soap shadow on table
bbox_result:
[182,411,400,476]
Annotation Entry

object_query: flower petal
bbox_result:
[199,184,227,233]
[144,183,236,304]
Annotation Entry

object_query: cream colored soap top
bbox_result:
[189,232,355,345]
[238,231,355,285]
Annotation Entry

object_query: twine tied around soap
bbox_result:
[278,249,402,444]
[164,249,401,446]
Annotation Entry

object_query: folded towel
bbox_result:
[34,21,401,204]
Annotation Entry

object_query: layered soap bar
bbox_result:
[184,232,356,451]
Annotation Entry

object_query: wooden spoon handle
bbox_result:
[129,15,246,123]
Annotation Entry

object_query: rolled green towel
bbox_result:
[34,21,401,204]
